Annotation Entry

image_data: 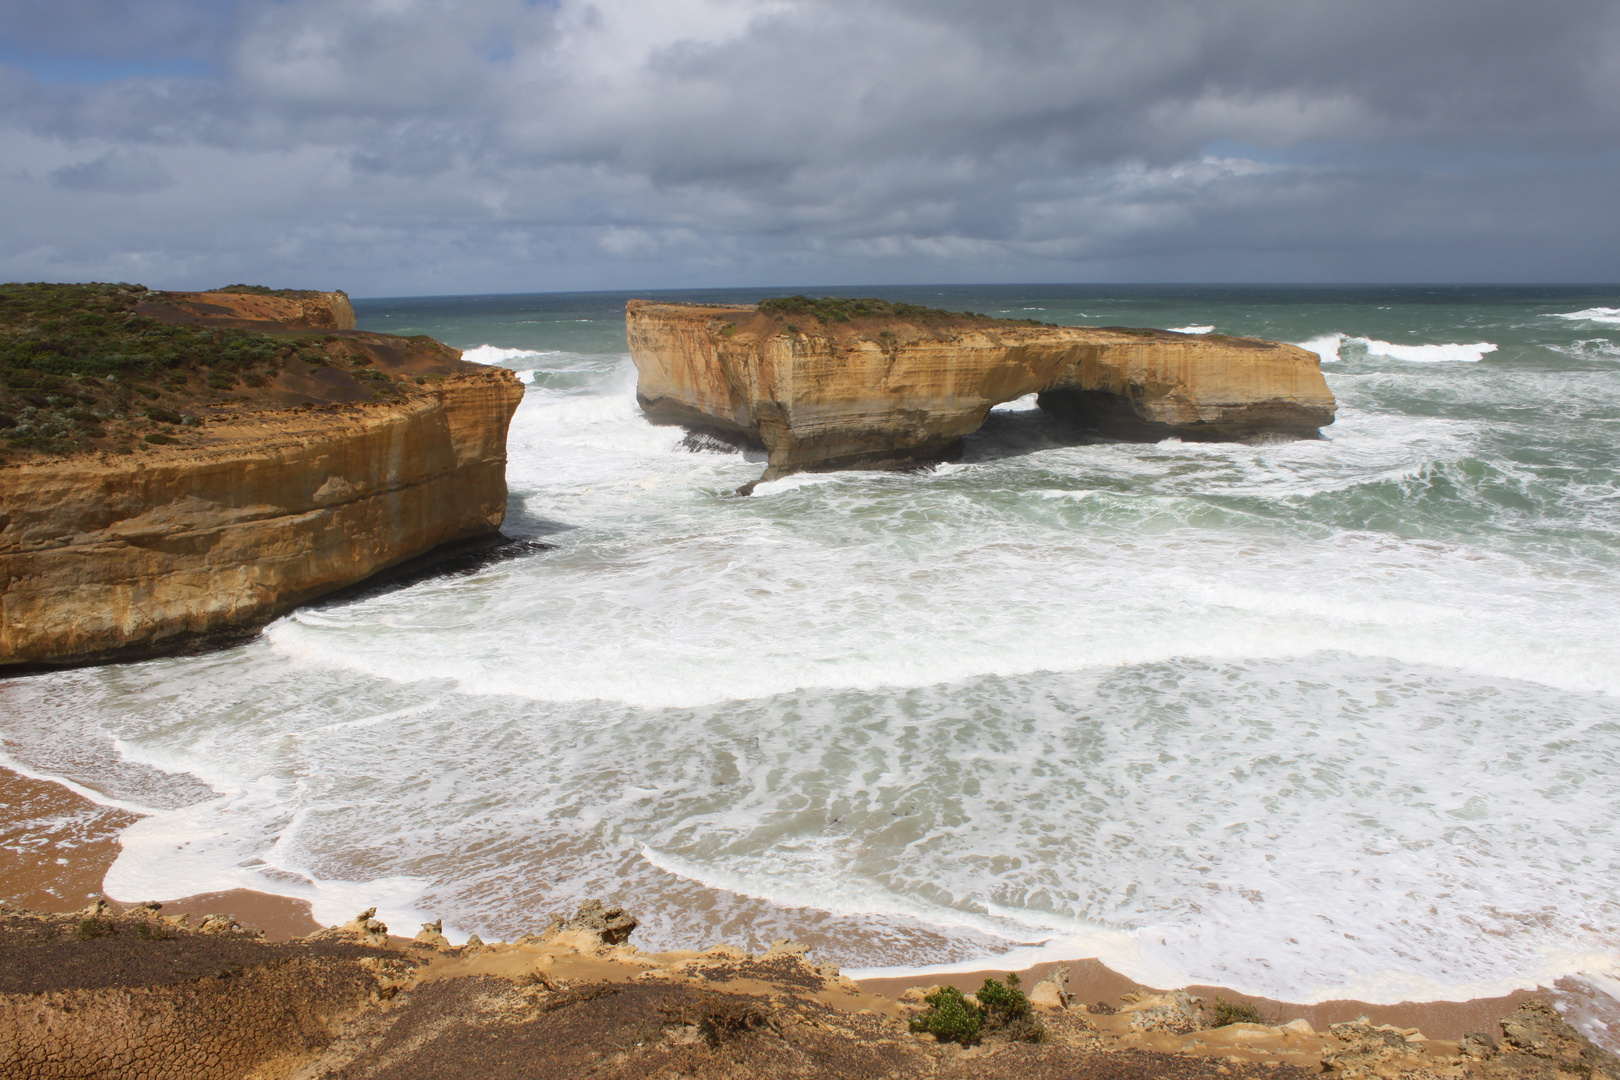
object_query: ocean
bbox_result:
[4,284,1619,1027]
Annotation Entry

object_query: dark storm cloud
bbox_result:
[2,0,1617,292]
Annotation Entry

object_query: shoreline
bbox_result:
[0,763,1565,1041]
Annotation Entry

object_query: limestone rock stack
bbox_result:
[627,299,1336,484]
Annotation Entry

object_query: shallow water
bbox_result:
[4,285,1619,1023]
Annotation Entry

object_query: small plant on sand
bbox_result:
[909,985,984,1045]
[74,917,112,940]
[978,972,1047,1043]
[1211,995,1267,1026]
[909,974,1046,1046]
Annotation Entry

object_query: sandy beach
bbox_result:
[0,763,1548,1041]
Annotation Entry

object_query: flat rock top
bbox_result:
[1,281,507,466]
[627,297,1289,351]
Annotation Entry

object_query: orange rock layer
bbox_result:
[627,300,1336,482]
[0,292,523,669]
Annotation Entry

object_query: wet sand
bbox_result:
[0,763,1549,1037]
[859,959,1538,1041]
[0,766,320,939]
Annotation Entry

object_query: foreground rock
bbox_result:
[5,902,1612,1080]
[0,284,524,669]
[627,296,1336,485]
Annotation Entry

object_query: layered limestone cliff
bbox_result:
[0,287,523,669]
[628,299,1336,483]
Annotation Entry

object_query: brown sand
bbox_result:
[0,763,1554,1038]
[859,959,1537,1041]
[0,765,321,939]
[0,765,139,911]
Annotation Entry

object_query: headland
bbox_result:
[0,283,525,669]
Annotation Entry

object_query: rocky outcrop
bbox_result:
[627,300,1336,484]
[4,903,1611,1080]
[0,904,414,1080]
[0,296,524,669]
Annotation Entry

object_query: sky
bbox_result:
[2,0,1618,296]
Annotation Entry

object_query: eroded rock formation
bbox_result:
[627,299,1336,485]
[0,288,524,669]
[4,901,1610,1080]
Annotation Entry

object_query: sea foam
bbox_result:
[1550,307,1620,325]
[6,294,1620,1021]
[460,344,553,365]
[1295,333,1497,363]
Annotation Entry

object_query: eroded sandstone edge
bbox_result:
[2,900,1610,1080]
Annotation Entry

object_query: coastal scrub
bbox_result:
[0,281,394,460]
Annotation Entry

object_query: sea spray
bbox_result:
[3,284,1617,1012]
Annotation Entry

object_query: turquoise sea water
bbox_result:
[3,285,1619,1034]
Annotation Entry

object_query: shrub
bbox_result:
[75,917,112,940]
[978,973,1047,1043]
[216,284,330,298]
[907,974,1047,1046]
[757,294,1056,328]
[1212,996,1267,1026]
[909,985,984,1045]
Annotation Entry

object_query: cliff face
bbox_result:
[0,291,523,669]
[627,300,1336,481]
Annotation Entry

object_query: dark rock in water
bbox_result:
[679,427,758,454]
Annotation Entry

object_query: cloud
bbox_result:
[1,0,1619,291]
[48,148,175,193]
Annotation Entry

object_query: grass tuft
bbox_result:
[1211,996,1269,1027]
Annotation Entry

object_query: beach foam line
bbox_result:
[0,747,161,817]
[639,841,1611,1006]
[102,792,441,938]
[0,743,442,939]
[848,935,1620,1011]
[1168,325,1215,334]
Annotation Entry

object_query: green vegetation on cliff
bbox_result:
[907,974,1046,1046]
[759,294,1056,327]
[0,282,391,460]
[215,284,335,298]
